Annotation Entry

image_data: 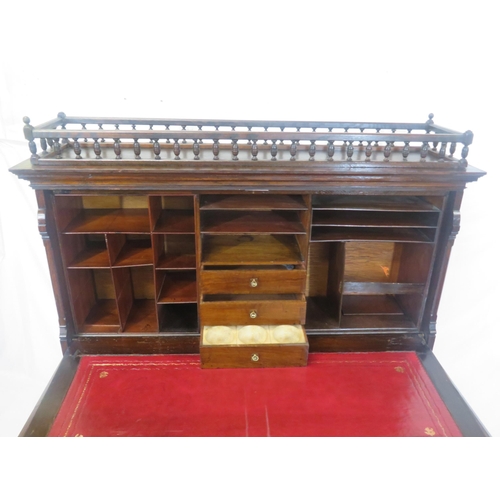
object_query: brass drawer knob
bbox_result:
[251,354,259,362]
[249,310,258,319]
[250,278,258,288]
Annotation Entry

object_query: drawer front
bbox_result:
[200,344,308,369]
[200,269,306,295]
[200,299,306,325]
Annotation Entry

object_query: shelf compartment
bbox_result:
[202,234,303,266]
[63,235,110,269]
[107,235,153,267]
[153,210,195,233]
[67,269,120,333]
[200,194,308,211]
[158,303,199,333]
[312,195,440,212]
[150,195,195,233]
[312,211,439,228]
[112,267,157,331]
[152,234,196,270]
[81,300,121,333]
[63,209,151,234]
[341,295,405,315]
[157,271,197,304]
[201,211,306,234]
[121,300,158,333]
[342,282,425,295]
[311,227,434,243]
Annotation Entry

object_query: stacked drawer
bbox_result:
[198,194,310,368]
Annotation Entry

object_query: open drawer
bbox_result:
[200,324,309,368]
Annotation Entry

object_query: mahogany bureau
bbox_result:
[9,112,488,436]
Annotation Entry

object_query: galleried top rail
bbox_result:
[23,112,473,168]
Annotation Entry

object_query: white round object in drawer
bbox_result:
[238,325,268,344]
[271,325,303,343]
[204,326,235,345]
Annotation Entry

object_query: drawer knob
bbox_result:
[250,278,258,288]
[249,310,258,319]
[251,354,259,362]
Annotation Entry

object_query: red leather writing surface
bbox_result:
[49,352,461,437]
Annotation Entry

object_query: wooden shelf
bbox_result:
[312,211,439,228]
[122,300,158,333]
[63,209,151,234]
[342,295,404,315]
[201,211,306,234]
[312,196,440,212]
[81,299,120,333]
[157,272,197,304]
[67,243,109,268]
[343,282,425,295]
[111,240,153,267]
[200,194,308,211]
[156,253,196,270]
[202,234,303,265]
[311,227,434,243]
[153,210,195,233]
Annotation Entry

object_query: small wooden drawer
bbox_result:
[200,324,309,368]
[200,294,306,325]
[200,268,306,295]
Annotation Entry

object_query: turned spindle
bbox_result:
[114,139,121,159]
[165,125,170,143]
[271,140,278,161]
[327,141,335,161]
[73,139,82,159]
[153,140,161,160]
[193,139,200,160]
[174,139,181,160]
[309,141,316,161]
[450,142,457,157]
[439,142,447,160]
[81,124,88,142]
[384,143,392,161]
[347,142,354,161]
[402,142,410,160]
[420,142,429,161]
[290,141,297,161]
[23,116,38,161]
[232,140,239,161]
[213,139,220,160]
[182,125,187,144]
[365,143,372,161]
[54,139,62,159]
[459,130,473,167]
[251,140,258,161]
[94,139,102,159]
[134,139,141,159]
[40,138,48,155]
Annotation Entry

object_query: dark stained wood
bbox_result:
[156,253,196,270]
[342,295,404,315]
[343,282,425,295]
[153,210,195,233]
[311,227,434,243]
[202,234,304,265]
[122,299,158,333]
[63,209,151,233]
[200,268,306,295]
[200,210,306,234]
[312,210,439,228]
[66,240,110,268]
[200,194,308,211]
[19,353,80,437]
[417,350,489,436]
[312,195,440,212]
[157,271,197,303]
[111,239,153,267]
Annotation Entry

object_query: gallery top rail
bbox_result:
[22,112,474,167]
